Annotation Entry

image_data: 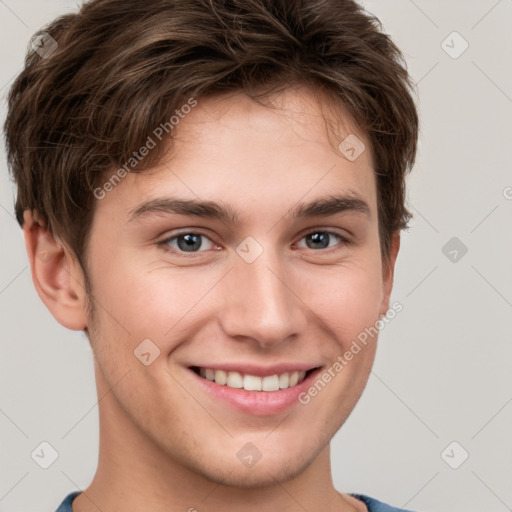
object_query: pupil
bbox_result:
[307,232,329,249]
[177,234,201,252]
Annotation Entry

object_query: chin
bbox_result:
[202,457,312,489]
[188,438,321,489]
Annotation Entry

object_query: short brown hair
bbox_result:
[4,0,418,271]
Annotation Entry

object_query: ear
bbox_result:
[379,231,400,316]
[22,210,88,330]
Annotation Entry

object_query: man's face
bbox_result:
[82,87,397,486]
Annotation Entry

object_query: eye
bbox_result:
[159,232,216,253]
[157,229,349,256]
[295,231,349,251]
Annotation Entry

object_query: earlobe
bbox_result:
[380,232,400,316]
[22,210,88,331]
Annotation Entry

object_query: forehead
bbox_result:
[171,87,371,166]
[95,86,376,223]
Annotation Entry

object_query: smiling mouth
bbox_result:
[190,366,320,391]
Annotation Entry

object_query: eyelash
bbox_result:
[157,230,351,256]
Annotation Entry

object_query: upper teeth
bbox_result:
[198,368,307,391]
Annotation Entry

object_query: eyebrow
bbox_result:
[128,193,371,224]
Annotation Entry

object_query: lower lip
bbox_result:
[188,367,322,416]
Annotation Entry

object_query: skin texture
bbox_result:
[23,86,400,512]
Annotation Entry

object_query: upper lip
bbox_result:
[188,363,322,377]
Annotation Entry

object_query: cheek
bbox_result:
[88,259,217,348]
[298,260,383,347]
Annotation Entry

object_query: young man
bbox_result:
[4,0,419,510]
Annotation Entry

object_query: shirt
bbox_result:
[55,491,416,511]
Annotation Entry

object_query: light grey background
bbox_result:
[1,1,511,511]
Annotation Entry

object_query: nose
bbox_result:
[217,245,308,348]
